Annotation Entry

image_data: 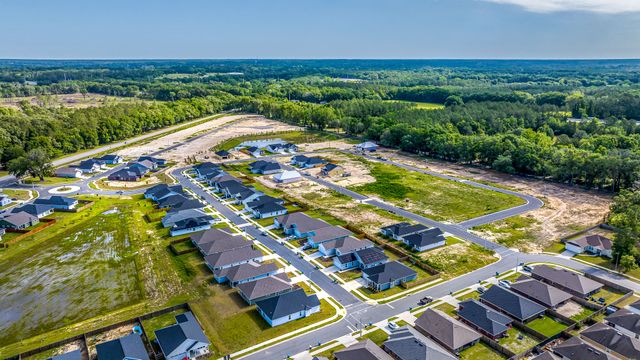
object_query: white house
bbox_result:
[273,170,302,184]
[355,141,378,152]
[565,234,613,258]
[255,288,321,327]
[154,312,210,360]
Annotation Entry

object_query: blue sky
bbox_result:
[1,0,639,59]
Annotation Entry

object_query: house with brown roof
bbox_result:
[565,234,613,258]
[414,309,481,354]
[532,265,604,298]
[334,339,392,360]
[510,276,573,308]
[204,246,263,271]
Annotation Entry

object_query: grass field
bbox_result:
[434,302,457,317]
[421,242,498,280]
[383,100,445,110]
[213,130,346,151]
[23,176,81,186]
[141,309,187,341]
[348,161,525,222]
[575,254,640,279]
[526,316,567,337]
[460,341,506,360]
[357,329,389,346]
[472,216,539,249]
[497,327,538,354]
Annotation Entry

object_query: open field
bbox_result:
[23,176,80,186]
[0,188,31,201]
[0,93,150,110]
[419,241,498,280]
[471,216,539,251]
[383,100,445,110]
[213,130,345,151]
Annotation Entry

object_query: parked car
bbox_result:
[388,321,398,330]
[476,286,486,294]
[523,265,534,272]
[418,296,433,305]
[498,280,511,288]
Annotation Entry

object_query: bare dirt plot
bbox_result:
[118,115,300,163]
[290,151,375,187]
[374,148,612,249]
[0,93,149,110]
[297,139,355,152]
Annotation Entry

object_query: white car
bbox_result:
[498,280,511,288]
[387,321,398,330]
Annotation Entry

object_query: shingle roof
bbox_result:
[362,261,416,285]
[336,253,356,265]
[95,333,149,360]
[49,349,82,360]
[11,204,53,217]
[204,246,262,269]
[172,217,212,231]
[246,195,284,209]
[414,309,481,351]
[355,247,388,265]
[275,212,330,233]
[191,227,236,246]
[249,160,281,172]
[167,199,205,213]
[0,211,37,227]
[606,309,640,336]
[55,167,81,175]
[532,265,604,296]
[321,236,373,254]
[457,299,512,337]
[322,163,341,172]
[157,194,190,208]
[480,285,546,321]
[34,196,77,206]
[567,234,612,251]
[510,277,573,308]
[381,222,428,237]
[237,273,292,301]
[553,337,617,360]
[255,288,320,320]
[213,261,278,283]
[582,322,640,359]
[198,233,251,254]
[309,225,353,243]
[154,311,209,358]
[334,339,393,360]
[403,228,445,248]
[273,170,302,182]
[531,352,561,360]
[215,150,230,157]
[383,326,456,360]
[252,201,287,215]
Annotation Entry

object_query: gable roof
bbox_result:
[252,201,287,215]
[606,308,640,336]
[275,212,330,233]
[49,349,82,360]
[246,195,283,208]
[321,236,373,254]
[191,227,236,246]
[553,336,617,360]
[457,299,512,336]
[414,309,481,351]
[157,194,190,208]
[309,225,353,243]
[154,311,209,358]
[34,196,77,206]
[0,211,37,227]
[204,246,262,269]
[510,277,573,308]
[255,288,320,320]
[249,160,281,172]
[273,170,302,182]
[355,247,388,265]
[11,204,53,216]
[199,235,251,255]
[567,234,613,251]
[322,163,341,172]
[215,150,230,157]
[95,333,149,360]
[383,326,456,360]
[97,154,121,161]
[363,261,417,285]
[531,352,561,360]
[532,265,604,296]
[213,261,278,283]
[582,322,640,359]
[334,339,393,360]
[403,228,445,248]
[55,167,81,175]
[237,273,292,301]
[167,199,204,213]
[381,222,428,237]
[480,285,546,321]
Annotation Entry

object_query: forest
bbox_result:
[2,59,640,191]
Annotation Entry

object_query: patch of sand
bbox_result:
[556,301,585,318]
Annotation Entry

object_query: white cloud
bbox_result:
[481,0,640,13]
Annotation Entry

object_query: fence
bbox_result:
[56,200,94,213]
[5,218,57,244]
[559,223,619,243]
[169,238,198,255]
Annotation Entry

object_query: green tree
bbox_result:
[7,148,52,181]
[620,254,638,273]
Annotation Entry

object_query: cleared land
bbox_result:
[383,100,445,110]
[212,130,346,151]
[0,93,149,110]
[471,216,540,251]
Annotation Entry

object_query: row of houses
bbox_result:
[108,157,166,182]
[0,196,78,230]
[381,222,447,252]
[234,139,298,158]
[291,155,327,169]
[55,154,125,178]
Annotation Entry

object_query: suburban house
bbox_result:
[138,156,166,166]
[605,309,640,339]
[34,196,78,210]
[401,227,446,252]
[479,286,546,323]
[306,225,353,248]
[55,167,82,178]
[510,277,573,308]
[204,246,263,271]
[355,141,378,152]
[362,261,417,291]
[320,163,344,177]
[97,154,124,164]
[335,339,392,360]
[209,174,241,190]
[162,209,214,228]
[157,194,191,209]
[166,199,205,214]
[108,168,143,182]
[77,159,103,173]
[95,333,149,360]
[213,261,279,286]
[334,247,388,271]
[0,193,12,206]
[154,311,210,360]
[581,322,640,359]
[274,212,330,239]
[254,288,321,327]
[193,162,221,179]
[300,156,327,168]
[380,222,428,241]
[215,150,230,159]
[219,181,251,200]
[11,204,54,218]
[0,229,5,241]
[237,188,263,206]
[318,236,373,257]
[0,211,39,229]
[197,235,251,256]
[266,142,297,154]
[565,234,613,258]
[531,352,560,360]
[457,299,512,339]
[130,160,156,172]
[414,309,482,354]
[145,184,184,201]
[383,326,455,360]
[552,337,617,360]
[246,146,263,157]
[170,218,214,236]
[273,170,302,183]
[191,227,236,247]
[246,196,287,219]
[237,273,293,304]
[629,300,640,315]
[49,349,82,360]
[532,265,604,298]
[291,155,310,166]
[249,160,282,175]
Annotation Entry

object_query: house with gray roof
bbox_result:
[479,285,546,322]
[581,322,640,359]
[209,174,241,190]
[170,217,214,237]
[306,225,353,248]
[246,196,287,219]
[198,235,250,256]
[531,352,560,360]
[274,212,330,238]
[320,163,344,177]
[532,265,604,298]
[77,159,104,173]
[108,168,144,182]
[166,199,205,214]
[0,211,39,229]
[355,141,378,152]
[605,308,640,339]
[11,204,54,218]
[215,150,230,159]
[237,273,293,304]
[48,349,82,360]
[255,288,320,327]
[190,227,235,246]
[383,326,456,360]
[565,234,613,258]
[318,236,373,257]
[510,277,573,308]
[154,311,210,360]
[628,299,640,315]
[334,247,389,271]
[162,209,215,228]
[552,337,618,360]
[0,193,11,207]
[414,309,481,354]
[246,146,263,157]
[213,261,279,286]
[95,333,149,360]
[97,154,124,165]
[55,167,82,178]
[457,299,512,339]
[145,184,184,201]
[362,261,417,291]
[402,227,446,252]
[34,196,79,210]
[380,222,428,241]
[193,162,221,179]
[249,160,282,175]
[334,339,392,360]
[138,156,166,166]
[157,194,191,209]
[204,246,263,271]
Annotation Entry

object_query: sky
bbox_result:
[1,0,639,59]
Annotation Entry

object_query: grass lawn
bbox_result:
[172,239,196,252]
[421,242,498,280]
[335,269,363,282]
[23,176,80,186]
[348,160,525,222]
[544,242,566,254]
[383,100,445,110]
[457,290,482,301]
[526,316,567,338]
[497,327,538,354]
[0,188,32,201]
[569,306,595,322]
[460,341,506,360]
[435,302,457,317]
[313,344,345,359]
[575,254,640,279]
[141,309,187,341]
[213,130,345,151]
[357,329,389,346]
[591,287,626,305]
[472,216,539,249]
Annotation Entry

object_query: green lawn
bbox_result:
[213,130,345,151]
[526,316,567,338]
[575,254,640,279]
[357,329,389,346]
[348,160,525,222]
[23,176,80,186]
[472,216,539,249]
[590,287,626,305]
[336,269,363,282]
[383,100,445,110]
[141,309,187,341]
[313,344,345,360]
[497,327,538,354]
[544,242,567,254]
[1,188,32,201]
[457,290,482,301]
[569,306,595,322]
[421,242,498,280]
[434,302,457,317]
[460,341,506,360]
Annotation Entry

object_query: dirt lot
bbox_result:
[0,93,148,110]
[117,115,299,163]
[374,148,612,249]
[555,301,585,318]
[273,151,375,187]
